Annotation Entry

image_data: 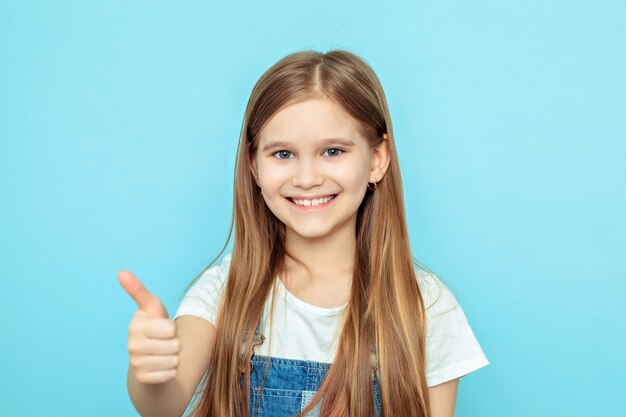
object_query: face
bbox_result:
[251,97,389,242]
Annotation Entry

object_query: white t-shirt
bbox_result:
[175,253,489,387]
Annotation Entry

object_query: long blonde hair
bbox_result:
[188,49,431,417]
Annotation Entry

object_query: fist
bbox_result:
[118,270,180,384]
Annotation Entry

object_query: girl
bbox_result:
[119,50,489,417]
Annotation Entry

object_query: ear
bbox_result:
[369,133,391,183]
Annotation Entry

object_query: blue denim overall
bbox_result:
[242,311,383,417]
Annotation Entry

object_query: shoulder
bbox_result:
[413,267,490,387]
[196,253,232,284]
[174,253,233,323]
[414,268,459,318]
[186,253,232,294]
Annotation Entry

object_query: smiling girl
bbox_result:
[119,50,489,417]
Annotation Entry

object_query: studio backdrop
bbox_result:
[1,1,624,416]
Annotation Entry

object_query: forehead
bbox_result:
[258,97,364,146]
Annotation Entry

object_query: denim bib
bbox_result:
[242,314,382,417]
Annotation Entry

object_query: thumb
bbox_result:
[118,270,169,318]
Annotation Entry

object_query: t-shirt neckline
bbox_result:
[276,276,348,317]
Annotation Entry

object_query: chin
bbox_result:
[287,225,335,240]
[293,230,333,240]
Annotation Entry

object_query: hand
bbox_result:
[119,270,181,384]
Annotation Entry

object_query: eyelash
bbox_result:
[272,148,344,159]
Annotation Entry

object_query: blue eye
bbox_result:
[323,148,343,157]
[273,150,294,159]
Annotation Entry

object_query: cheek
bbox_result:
[257,164,287,193]
[329,163,369,189]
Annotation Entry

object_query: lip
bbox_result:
[285,194,338,210]
[287,194,336,200]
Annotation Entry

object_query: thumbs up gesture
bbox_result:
[119,270,181,384]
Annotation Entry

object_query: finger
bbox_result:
[118,270,169,318]
[128,337,181,356]
[131,314,177,339]
[137,369,177,384]
[131,354,179,372]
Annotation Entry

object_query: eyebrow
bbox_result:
[262,138,356,152]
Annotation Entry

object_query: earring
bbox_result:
[367,179,378,191]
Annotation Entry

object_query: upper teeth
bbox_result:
[293,196,334,206]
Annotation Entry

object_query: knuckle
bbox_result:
[129,355,142,368]
[127,339,142,353]
[129,317,145,332]
[167,322,177,337]
[128,324,141,335]
[131,311,145,323]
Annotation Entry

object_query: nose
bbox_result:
[291,158,323,189]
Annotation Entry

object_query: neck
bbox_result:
[283,224,356,283]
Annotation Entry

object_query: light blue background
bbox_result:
[1,1,624,416]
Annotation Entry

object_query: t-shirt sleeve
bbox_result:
[174,253,232,325]
[417,270,489,387]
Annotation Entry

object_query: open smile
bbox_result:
[285,194,338,210]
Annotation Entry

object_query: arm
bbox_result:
[127,316,216,417]
[428,378,459,417]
